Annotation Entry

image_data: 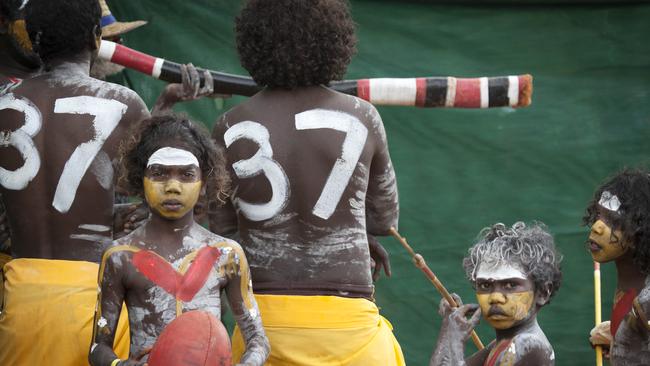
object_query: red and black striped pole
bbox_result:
[99,40,532,108]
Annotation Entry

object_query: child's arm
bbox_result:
[223,244,270,366]
[88,250,141,366]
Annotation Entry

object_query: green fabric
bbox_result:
[110,1,650,364]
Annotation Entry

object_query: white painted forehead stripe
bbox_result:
[599,190,621,212]
[475,262,527,281]
[147,147,199,168]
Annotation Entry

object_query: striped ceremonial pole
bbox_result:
[594,262,603,366]
[99,40,532,109]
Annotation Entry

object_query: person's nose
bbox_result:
[488,291,506,305]
[164,179,182,194]
[591,220,606,236]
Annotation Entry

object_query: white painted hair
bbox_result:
[147,147,199,168]
[598,190,621,212]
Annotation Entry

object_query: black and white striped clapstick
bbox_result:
[99,40,532,108]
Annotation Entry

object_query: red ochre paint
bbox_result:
[357,79,371,102]
[133,246,222,302]
[454,78,481,108]
[415,78,427,107]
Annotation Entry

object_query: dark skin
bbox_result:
[431,276,555,366]
[210,85,399,299]
[0,37,150,261]
[90,162,268,366]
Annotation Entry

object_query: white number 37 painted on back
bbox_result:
[225,108,368,222]
[0,93,127,213]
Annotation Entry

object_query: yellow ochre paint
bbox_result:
[143,177,201,219]
[8,20,33,51]
[477,290,534,330]
[590,219,628,263]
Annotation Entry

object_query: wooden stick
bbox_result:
[389,227,484,350]
[594,262,603,366]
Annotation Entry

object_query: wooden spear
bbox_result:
[594,262,603,366]
[389,227,484,350]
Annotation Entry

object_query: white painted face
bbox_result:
[475,261,527,281]
[147,147,200,168]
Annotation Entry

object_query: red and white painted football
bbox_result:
[147,310,232,366]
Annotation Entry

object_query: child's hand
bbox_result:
[589,321,611,359]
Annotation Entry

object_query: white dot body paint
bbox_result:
[295,109,368,220]
[475,262,527,281]
[599,190,621,212]
[97,317,108,328]
[147,147,200,168]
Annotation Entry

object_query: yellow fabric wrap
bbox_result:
[232,294,405,366]
[0,258,130,365]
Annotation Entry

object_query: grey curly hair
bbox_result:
[463,222,563,300]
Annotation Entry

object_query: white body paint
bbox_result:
[78,224,111,232]
[475,262,527,281]
[368,78,417,106]
[479,77,489,108]
[147,147,199,168]
[508,75,519,107]
[445,77,457,107]
[224,121,289,222]
[599,190,621,212]
[295,109,368,219]
[52,96,127,213]
[0,93,42,190]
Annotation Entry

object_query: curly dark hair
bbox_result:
[583,168,650,273]
[235,0,357,89]
[118,114,231,211]
[24,0,100,63]
[463,222,563,302]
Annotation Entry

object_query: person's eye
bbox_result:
[504,282,515,290]
[478,282,490,290]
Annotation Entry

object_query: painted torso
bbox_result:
[212,86,398,299]
[610,278,650,365]
[0,62,149,261]
[98,224,246,358]
[464,320,554,366]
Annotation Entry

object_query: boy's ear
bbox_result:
[92,24,101,51]
[535,281,553,307]
[200,181,207,196]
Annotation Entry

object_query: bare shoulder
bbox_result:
[511,332,555,365]
[338,93,387,141]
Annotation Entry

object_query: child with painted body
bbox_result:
[430,222,562,366]
[89,115,269,366]
[0,0,150,364]
[587,170,650,365]
[209,0,402,364]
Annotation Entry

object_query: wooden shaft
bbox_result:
[389,227,484,350]
[594,262,603,366]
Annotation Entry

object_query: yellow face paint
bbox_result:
[589,219,628,263]
[8,20,33,51]
[143,177,201,219]
[476,290,534,330]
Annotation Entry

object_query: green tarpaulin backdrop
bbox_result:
[108,1,650,364]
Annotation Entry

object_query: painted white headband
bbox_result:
[475,262,527,281]
[598,190,621,212]
[147,147,199,168]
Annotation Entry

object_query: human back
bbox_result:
[214,86,398,298]
[0,0,149,262]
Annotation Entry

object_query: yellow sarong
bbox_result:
[0,258,130,365]
[232,294,406,366]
